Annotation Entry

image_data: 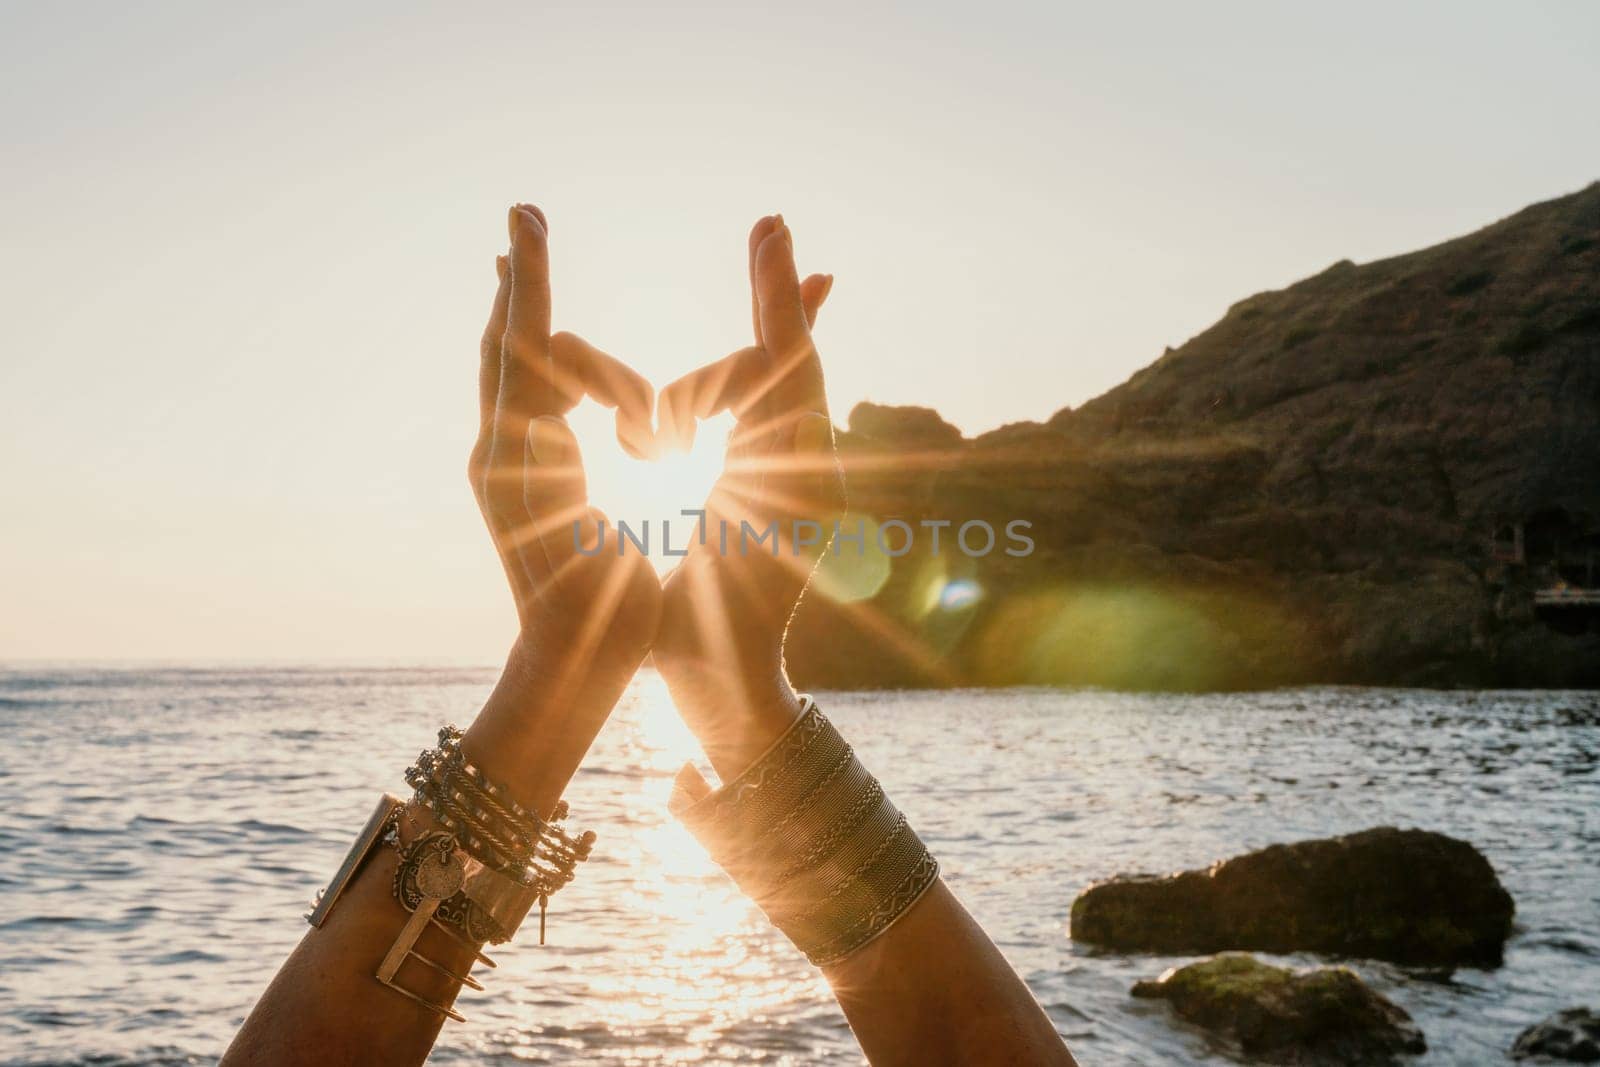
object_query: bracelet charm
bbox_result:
[376,832,480,1022]
[303,723,596,1024]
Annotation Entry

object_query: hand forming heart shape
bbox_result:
[463,206,840,822]
[524,221,838,575]
[222,203,1078,1067]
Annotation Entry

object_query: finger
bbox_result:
[506,204,552,347]
[471,255,512,498]
[479,255,512,440]
[551,332,657,460]
[471,254,539,610]
[748,215,781,347]
[487,204,561,579]
[799,272,832,328]
[524,415,593,583]
[753,221,809,365]
[754,221,828,426]
[486,212,544,552]
[504,204,570,417]
[655,273,832,455]
[755,262,842,521]
[656,346,766,452]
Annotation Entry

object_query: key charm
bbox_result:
[376,832,480,1021]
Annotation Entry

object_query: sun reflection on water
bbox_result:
[572,672,831,1047]
[0,670,1584,1064]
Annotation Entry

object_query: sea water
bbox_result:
[1,667,1596,1064]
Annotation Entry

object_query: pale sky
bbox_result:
[3,2,1598,662]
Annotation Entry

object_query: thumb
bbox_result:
[799,273,833,329]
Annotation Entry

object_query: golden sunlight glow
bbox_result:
[560,673,831,1047]
[568,404,737,573]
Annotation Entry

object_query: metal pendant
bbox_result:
[375,831,487,1021]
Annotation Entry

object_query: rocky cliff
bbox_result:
[786,182,1600,690]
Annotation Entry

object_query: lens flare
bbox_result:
[811,515,894,603]
[936,578,982,611]
[972,582,1305,691]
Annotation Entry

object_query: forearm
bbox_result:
[221,802,470,1067]
[223,197,665,1066]
[223,642,628,1066]
[825,880,1076,1067]
[666,689,1075,1067]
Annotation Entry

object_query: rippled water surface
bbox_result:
[1,667,1597,1065]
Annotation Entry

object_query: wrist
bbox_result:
[668,697,939,967]
[459,715,571,819]
[461,637,629,817]
[657,657,805,782]
[714,681,805,781]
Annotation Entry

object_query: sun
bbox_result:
[567,403,736,573]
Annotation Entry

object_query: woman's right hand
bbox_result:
[651,221,1079,1067]
[651,216,838,779]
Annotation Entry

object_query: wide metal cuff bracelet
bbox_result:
[668,697,939,966]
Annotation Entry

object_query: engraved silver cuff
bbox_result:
[669,697,940,966]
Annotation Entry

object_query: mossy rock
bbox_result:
[1133,953,1425,1064]
[1511,1007,1600,1061]
[1070,827,1514,967]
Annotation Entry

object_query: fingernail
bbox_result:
[761,222,790,254]
[496,254,509,279]
[771,212,784,228]
[509,205,544,245]
[529,416,570,466]
[794,413,832,454]
[820,274,834,302]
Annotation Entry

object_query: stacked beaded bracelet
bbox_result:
[405,725,596,940]
[305,726,595,1022]
[668,697,940,966]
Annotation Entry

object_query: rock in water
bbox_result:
[1512,1008,1600,1062]
[1071,827,1514,967]
[1132,954,1426,1064]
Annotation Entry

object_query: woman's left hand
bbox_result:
[461,203,662,816]
[221,205,663,1066]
